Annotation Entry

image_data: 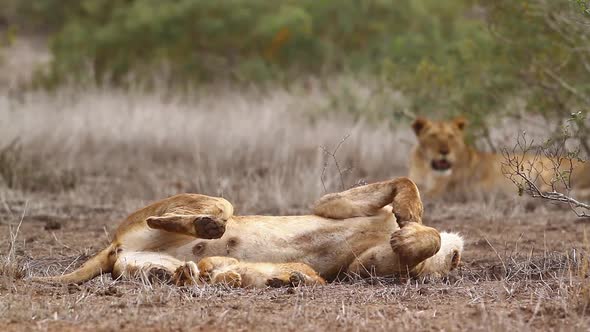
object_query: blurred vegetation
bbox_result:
[483,0,590,151]
[1,0,589,151]
[14,0,490,84]
[0,140,78,192]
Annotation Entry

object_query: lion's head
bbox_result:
[411,117,468,175]
[421,232,464,277]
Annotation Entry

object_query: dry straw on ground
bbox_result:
[1,86,590,331]
[1,84,411,213]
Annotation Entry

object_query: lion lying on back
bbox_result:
[409,117,590,199]
[33,178,464,288]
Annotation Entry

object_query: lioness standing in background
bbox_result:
[408,117,590,199]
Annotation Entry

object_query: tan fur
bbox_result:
[197,256,325,288]
[409,117,590,198]
[34,178,464,287]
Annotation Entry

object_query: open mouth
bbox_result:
[431,159,452,171]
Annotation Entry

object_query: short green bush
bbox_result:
[10,0,590,148]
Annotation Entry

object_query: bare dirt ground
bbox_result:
[2,190,589,331]
[1,87,590,331]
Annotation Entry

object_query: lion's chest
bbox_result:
[171,213,396,275]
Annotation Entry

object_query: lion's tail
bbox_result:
[32,244,116,284]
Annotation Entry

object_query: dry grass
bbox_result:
[2,86,590,331]
[0,84,412,214]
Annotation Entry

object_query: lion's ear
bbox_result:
[412,117,429,135]
[454,116,467,131]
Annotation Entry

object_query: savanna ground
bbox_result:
[2,43,590,332]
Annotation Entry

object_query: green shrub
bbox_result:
[17,1,485,83]
[12,0,590,149]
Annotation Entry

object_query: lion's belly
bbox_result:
[171,212,397,278]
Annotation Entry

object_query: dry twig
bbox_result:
[501,131,589,218]
[320,134,351,192]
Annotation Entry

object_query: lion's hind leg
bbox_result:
[146,214,227,239]
[197,257,325,288]
[263,262,326,288]
[197,256,242,287]
[145,195,234,239]
[282,263,326,287]
[313,177,423,226]
[112,251,199,285]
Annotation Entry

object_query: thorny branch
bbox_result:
[501,131,589,218]
[320,134,351,193]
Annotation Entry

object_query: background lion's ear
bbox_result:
[412,117,429,135]
[454,116,467,131]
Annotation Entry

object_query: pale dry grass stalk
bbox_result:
[0,198,27,287]
[4,83,590,331]
[0,85,411,214]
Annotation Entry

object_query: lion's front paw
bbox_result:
[390,225,417,256]
[193,216,226,239]
[145,266,173,284]
[393,212,422,228]
[196,260,214,283]
[266,277,290,288]
[266,272,307,288]
[214,271,242,287]
[390,222,441,267]
[172,261,200,286]
[289,271,307,286]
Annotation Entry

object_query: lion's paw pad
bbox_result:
[146,267,173,283]
[266,277,289,288]
[193,217,226,239]
[289,272,305,286]
[172,262,199,286]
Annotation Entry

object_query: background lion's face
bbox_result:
[412,117,467,175]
